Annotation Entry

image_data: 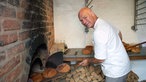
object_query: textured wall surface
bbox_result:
[0,0,54,81]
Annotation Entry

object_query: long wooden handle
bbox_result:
[127,41,146,48]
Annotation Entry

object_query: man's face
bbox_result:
[79,12,94,28]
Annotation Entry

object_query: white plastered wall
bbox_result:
[54,0,86,48]
[54,0,137,48]
[90,0,138,43]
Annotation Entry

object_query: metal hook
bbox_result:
[131,25,138,31]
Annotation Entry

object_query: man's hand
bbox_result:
[78,58,89,66]
[78,58,104,66]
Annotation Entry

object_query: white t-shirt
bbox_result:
[93,18,131,78]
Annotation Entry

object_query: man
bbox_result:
[78,7,131,82]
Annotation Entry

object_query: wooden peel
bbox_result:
[127,41,146,49]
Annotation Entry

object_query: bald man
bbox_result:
[78,7,131,82]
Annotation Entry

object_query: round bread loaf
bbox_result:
[56,63,70,73]
[82,45,93,55]
[82,48,91,55]
[42,68,57,78]
[31,73,43,82]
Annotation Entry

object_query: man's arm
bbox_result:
[78,58,104,66]
[118,31,122,41]
[89,58,104,63]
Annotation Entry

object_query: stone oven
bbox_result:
[0,0,54,81]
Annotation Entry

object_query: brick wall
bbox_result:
[0,0,54,81]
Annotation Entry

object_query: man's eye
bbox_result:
[83,17,87,19]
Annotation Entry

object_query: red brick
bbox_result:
[9,33,18,43]
[2,19,20,31]
[19,31,29,41]
[0,34,8,46]
[2,6,16,17]
[5,64,22,82]
[17,10,25,19]
[0,56,20,77]
[7,43,25,57]
[0,5,16,18]
[0,33,18,46]
[20,0,28,8]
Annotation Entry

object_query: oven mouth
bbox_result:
[46,51,63,68]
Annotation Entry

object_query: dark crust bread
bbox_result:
[82,45,93,55]
[42,68,57,78]
[56,63,70,73]
[31,73,43,82]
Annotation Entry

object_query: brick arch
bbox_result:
[26,34,48,65]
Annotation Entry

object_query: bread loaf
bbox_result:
[56,63,71,73]
[31,73,43,82]
[42,68,57,78]
[82,45,93,55]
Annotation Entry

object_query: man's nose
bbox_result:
[82,20,86,25]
